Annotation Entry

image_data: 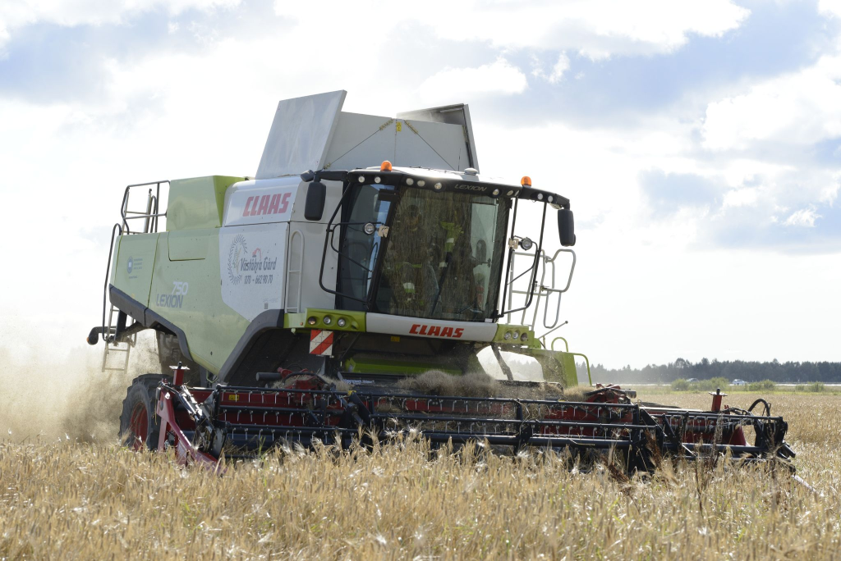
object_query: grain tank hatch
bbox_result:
[256,90,480,180]
[396,103,479,171]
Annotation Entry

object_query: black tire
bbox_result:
[119,374,166,450]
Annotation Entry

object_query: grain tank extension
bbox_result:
[88,91,794,472]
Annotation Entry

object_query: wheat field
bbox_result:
[1,383,841,560]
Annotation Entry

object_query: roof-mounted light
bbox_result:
[381,160,392,172]
[521,176,532,187]
[433,182,444,191]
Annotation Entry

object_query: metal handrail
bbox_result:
[571,352,592,385]
[499,203,548,320]
[540,249,576,329]
[506,248,576,334]
[548,337,591,385]
[505,248,542,326]
[120,180,168,234]
[567,353,593,386]
[550,337,569,352]
[101,223,123,338]
[285,230,305,312]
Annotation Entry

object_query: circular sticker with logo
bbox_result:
[227,234,247,285]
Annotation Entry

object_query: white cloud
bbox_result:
[819,0,841,18]
[0,0,240,50]
[784,207,821,227]
[549,53,570,83]
[702,55,841,150]
[530,52,570,83]
[418,59,528,104]
[722,187,760,208]
[718,159,794,188]
[820,179,841,205]
[275,0,749,59]
[684,161,837,234]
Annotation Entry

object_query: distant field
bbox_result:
[1,391,840,559]
[621,383,841,396]
[628,383,841,388]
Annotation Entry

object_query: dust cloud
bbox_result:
[397,369,567,400]
[0,334,563,442]
[0,333,161,443]
[477,347,545,381]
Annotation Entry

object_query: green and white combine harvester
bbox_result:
[88,91,794,471]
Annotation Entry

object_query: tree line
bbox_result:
[589,358,841,384]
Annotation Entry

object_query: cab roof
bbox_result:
[317,166,570,209]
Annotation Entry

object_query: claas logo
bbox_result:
[409,324,464,338]
[242,192,292,217]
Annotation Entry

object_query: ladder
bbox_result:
[98,182,166,376]
[101,304,135,377]
[506,248,577,337]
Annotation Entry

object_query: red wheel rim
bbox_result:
[129,402,149,450]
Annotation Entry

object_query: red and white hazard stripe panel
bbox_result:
[309,330,334,356]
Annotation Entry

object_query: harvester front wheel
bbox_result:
[119,374,166,451]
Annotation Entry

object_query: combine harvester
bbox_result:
[88,91,794,472]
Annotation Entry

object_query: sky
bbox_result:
[1,0,840,369]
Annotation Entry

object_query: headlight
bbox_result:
[364,222,376,235]
[337,318,347,328]
[520,237,533,251]
[323,316,332,325]
[307,316,317,326]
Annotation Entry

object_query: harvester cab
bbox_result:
[89,91,795,473]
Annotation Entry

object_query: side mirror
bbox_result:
[558,208,576,247]
[304,181,326,221]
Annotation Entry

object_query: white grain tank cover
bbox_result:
[255,91,481,178]
[256,90,347,179]
[397,103,479,172]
